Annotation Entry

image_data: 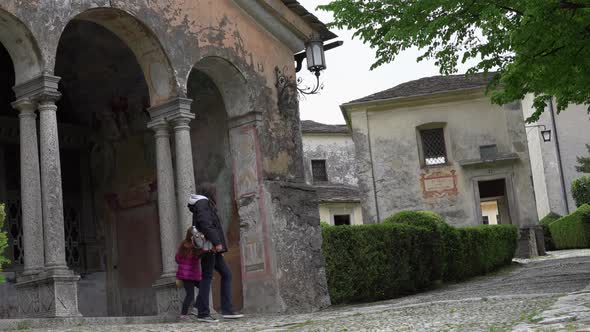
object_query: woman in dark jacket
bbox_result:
[188,183,242,322]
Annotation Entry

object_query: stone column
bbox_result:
[148,119,178,278]
[13,74,80,318]
[12,98,45,275]
[148,98,195,237]
[170,112,196,235]
[38,94,69,271]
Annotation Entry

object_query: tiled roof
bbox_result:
[301,120,350,134]
[315,184,360,203]
[348,72,496,104]
[281,0,337,41]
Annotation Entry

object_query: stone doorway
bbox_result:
[477,178,513,225]
[187,68,244,311]
[54,18,162,317]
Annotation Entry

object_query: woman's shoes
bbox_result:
[222,312,244,319]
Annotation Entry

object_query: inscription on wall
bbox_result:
[420,170,458,198]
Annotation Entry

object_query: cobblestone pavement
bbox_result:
[18,250,590,332]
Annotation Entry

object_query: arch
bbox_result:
[58,8,178,106]
[0,9,44,85]
[189,56,250,118]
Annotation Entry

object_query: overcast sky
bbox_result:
[297,0,475,124]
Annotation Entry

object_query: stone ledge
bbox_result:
[0,315,177,331]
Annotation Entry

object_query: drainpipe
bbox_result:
[365,111,381,222]
[548,98,570,214]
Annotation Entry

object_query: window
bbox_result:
[420,128,447,166]
[482,216,489,225]
[480,144,498,161]
[311,160,328,182]
[334,215,351,226]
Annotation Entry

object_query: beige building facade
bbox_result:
[341,74,543,257]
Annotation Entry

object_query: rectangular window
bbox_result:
[334,215,351,226]
[482,216,489,225]
[311,160,328,182]
[420,128,447,166]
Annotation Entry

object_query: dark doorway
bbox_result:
[334,215,351,226]
[477,178,512,225]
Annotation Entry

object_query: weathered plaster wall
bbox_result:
[263,182,330,313]
[1,0,306,181]
[349,93,538,227]
[302,134,357,186]
[552,104,590,211]
[523,96,590,216]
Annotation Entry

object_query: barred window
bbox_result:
[420,128,447,166]
[311,160,328,182]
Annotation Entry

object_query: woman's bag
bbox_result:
[191,226,213,252]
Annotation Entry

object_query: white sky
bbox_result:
[297,0,475,124]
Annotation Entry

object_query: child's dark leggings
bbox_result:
[181,280,200,315]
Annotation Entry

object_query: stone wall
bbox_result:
[302,134,357,186]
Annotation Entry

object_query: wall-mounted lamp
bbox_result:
[525,124,552,142]
[290,40,343,95]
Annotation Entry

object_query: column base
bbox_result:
[15,269,81,318]
[153,276,182,316]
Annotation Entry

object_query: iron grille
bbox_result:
[420,128,447,166]
[312,160,328,182]
[5,197,23,266]
[63,203,81,268]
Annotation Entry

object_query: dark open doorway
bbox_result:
[477,178,512,225]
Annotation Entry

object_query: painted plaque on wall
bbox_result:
[420,170,458,198]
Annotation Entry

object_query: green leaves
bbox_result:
[0,203,9,284]
[320,0,590,120]
[576,145,590,173]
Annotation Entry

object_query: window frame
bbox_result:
[311,159,328,183]
[416,123,450,168]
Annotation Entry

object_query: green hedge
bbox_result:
[322,211,517,304]
[0,203,8,284]
[539,212,561,251]
[572,176,590,207]
[549,204,590,249]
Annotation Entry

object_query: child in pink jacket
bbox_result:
[176,227,203,321]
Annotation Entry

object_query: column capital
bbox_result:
[147,119,170,136]
[11,98,37,115]
[147,97,194,123]
[12,74,61,103]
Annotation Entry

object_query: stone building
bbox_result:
[301,120,362,225]
[0,0,334,319]
[341,73,543,256]
[523,97,590,218]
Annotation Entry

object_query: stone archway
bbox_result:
[69,8,179,107]
[0,9,44,85]
[0,9,46,318]
[52,9,180,316]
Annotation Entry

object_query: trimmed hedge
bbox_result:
[549,204,590,249]
[539,212,561,251]
[0,203,8,284]
[322,210,517,304]
[572,176,590,207]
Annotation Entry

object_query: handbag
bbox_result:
[191,226,213,252]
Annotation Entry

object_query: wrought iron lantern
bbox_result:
[305,39,326,74]
[525,124,552,142]
[541,129,552,142]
